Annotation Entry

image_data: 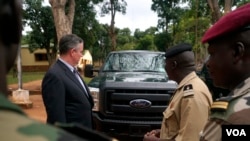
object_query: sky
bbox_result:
[95,0,159,33]
[24,0,158,34]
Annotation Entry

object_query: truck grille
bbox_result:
[102,88,174,119]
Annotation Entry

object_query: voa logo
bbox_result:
[226,129,246,136]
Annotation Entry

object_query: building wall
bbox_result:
[20,46,95,72]
[20,47,49,72]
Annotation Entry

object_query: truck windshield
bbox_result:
[103,52,166,72]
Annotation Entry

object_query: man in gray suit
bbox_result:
[42,34,94,129]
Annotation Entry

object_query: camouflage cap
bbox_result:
[202,3,250,43]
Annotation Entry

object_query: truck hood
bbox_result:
[88,72,175,88]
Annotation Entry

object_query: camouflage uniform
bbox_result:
[0,94,88,141]
[200,77,250,141]
[160,72,213,141]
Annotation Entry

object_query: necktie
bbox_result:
[73,68,89,97]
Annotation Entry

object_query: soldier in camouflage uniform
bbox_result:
[0,0,117,141]
[200,3,250,141]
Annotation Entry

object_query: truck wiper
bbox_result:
[133,70,158,72]
[103,70,122,72]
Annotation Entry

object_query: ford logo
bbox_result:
[129,99,152,109]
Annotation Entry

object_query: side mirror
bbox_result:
[84,64,94,78]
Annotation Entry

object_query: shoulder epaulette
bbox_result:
[211,101,229,111]
[183,84,194,97]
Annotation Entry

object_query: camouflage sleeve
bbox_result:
[0,94,116,141]
[200,119,223,141]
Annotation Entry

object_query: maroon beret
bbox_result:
[202,3,250,43]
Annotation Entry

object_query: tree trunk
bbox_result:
[109,0,117,51]
[110,17,116,51]
[207,0,221,23]
[195,0,199,65]
[165,17,169,49]
[49,0,75,43]
[224,0,233,15]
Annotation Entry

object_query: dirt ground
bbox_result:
[8,80,47,123]
[8,80,141,141]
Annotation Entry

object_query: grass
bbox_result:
[7,71,92,85]
[7,72,45,85]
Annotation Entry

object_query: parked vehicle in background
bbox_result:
[85,50,177,140]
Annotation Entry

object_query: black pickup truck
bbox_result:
[85,50,177,140]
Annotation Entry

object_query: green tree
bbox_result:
[72,0,102,52]
[144,27,158,35]
[154,31,171,51]
[100,0,127,51]
[116,28,133,49]
[206,0,250,24]
[151,0,185,48]
[134,28,145,40]
[23,0,57,65]
[135,35,156,51]
[91,24,112,64]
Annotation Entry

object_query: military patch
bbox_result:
[211,101,229,111]
[183,84,194,97]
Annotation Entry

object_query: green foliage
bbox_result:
[134,29,145,40]
[100,0,127,16]
[135,35,156,51]
[216,0,250,10]
[151,0,183,30]
[172,16,210,46]
[22,0,250,65]
[21,34,29,45]
[91,24,112,63]
[154,31,171,51]
[144,27,158,35]
[23,0,57,65]
[117,42,136,50]
[73,0,103,51]
[236,0,250,6]
[117,28,133,46]
[151,0,187,48]
[99,0,127,51]
[7,72,45,85]
[7,71,92,85]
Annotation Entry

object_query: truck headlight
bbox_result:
[89,87,100,111]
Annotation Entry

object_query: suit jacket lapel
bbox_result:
[57,60,94,107]
[80,77,94,107]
